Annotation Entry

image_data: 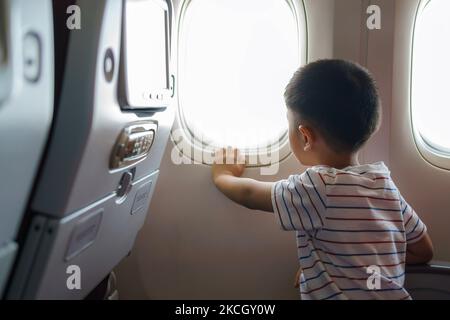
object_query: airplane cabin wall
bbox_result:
[391,0,450,260]
[333,0,394,167]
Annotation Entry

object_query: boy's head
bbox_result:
[284,59,380,166]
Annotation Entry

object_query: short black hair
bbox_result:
[284,59,380,153]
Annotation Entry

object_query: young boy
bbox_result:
[211,59,433,300]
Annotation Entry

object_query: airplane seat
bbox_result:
[52,0,74,112]
[6,0,174,299]
[405,261,450,300]
[0,0,54,298]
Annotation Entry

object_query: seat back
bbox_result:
[6,0,174,299]
[0,0,54,298]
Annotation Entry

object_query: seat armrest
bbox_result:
[406,260,450,275]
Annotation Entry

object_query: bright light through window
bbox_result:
[412,0,450,153]
[179,0,301,150]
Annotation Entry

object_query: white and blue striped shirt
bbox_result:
[271,162,426,300]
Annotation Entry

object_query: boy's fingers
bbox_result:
[236,151,246,165]
[226,146,237,164]
[231,148,246,164]
[234,148,239,160]
[213,148,226,164]
[213,147,245,165]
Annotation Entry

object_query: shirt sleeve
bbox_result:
[400,195,427,244]
[271,168,327,231]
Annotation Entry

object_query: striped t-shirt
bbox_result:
[271,162,427,300]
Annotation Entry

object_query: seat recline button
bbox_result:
[23,32,42,83]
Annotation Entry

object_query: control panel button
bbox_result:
[117,171,133,198]
[23,32,41,83]
[104,48,115,82]
[110,122,157,170]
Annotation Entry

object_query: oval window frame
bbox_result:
[411,0,450,170]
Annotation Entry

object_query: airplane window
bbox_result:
[412,0,450,156]
[178,0,303,151]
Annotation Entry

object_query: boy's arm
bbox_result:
[406,232,434,265]
[212,148,274,212]
[213,174,274,212]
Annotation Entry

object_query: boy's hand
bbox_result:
[212,148,246,181]
[211,147,274,212]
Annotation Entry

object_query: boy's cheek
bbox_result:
[293,150,306,165]
[289,132,302,153]
[289,141,304,163]
[298,154,312,166]
[288,129,310,165]
[289,141,311,166]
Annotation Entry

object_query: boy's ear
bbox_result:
[298,125,314,151]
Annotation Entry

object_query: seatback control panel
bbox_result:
[110,121,157,170]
